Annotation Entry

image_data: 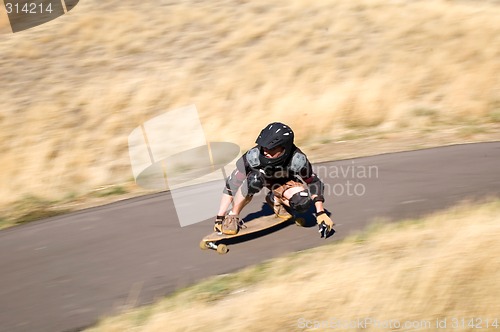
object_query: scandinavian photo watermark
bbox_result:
[315,163,379,197]
[297,317,499,330]
[127,104,241,227]
[128,105,380,227]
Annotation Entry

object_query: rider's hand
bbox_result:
[316,211,334,238]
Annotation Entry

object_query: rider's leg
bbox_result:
[276,185,304,207]
[266,186,293,218]
[231,170,264,214]
[268,181,309,217]
[218,171,264,234]
[230,187,253,215]
[217,193,234,216]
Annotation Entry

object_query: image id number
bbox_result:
[451,318,499,329]
[5,2,54,14]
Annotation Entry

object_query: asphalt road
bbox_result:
[0,142,499,332]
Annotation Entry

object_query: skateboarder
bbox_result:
[214,122,334,237]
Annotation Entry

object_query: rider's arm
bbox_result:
[298,158,326,213]
[218,155,249,215]
[223,156,248,196]
[306,175,326,213]
[298,158,334,234]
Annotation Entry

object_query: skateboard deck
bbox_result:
[200,214,305,254]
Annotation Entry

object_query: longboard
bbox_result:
[200,214,305,254]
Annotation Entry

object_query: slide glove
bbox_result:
[316,211,334,238]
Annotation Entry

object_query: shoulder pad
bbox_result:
[246,147,261,167]
[290,151,307,173]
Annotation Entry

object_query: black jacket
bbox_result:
[223,145,324,197]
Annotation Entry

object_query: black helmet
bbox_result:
[255,122,295,166]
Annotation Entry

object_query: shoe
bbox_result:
[222,214,240,235]
[266,192,292,219]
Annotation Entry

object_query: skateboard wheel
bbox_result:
[295,217,306,227]
[199,240,208,250]
[217,244,228,254]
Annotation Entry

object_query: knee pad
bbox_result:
[243,171,265,196]
[289,191,312,213]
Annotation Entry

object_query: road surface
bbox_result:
[0,142,499,332]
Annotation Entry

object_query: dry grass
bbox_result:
[0,0,499,206]
[0,0,11,34]
[87,198,500,332]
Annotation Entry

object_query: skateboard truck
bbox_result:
[200,240,228,254]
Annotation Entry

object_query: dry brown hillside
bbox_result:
[1,0,499,206]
